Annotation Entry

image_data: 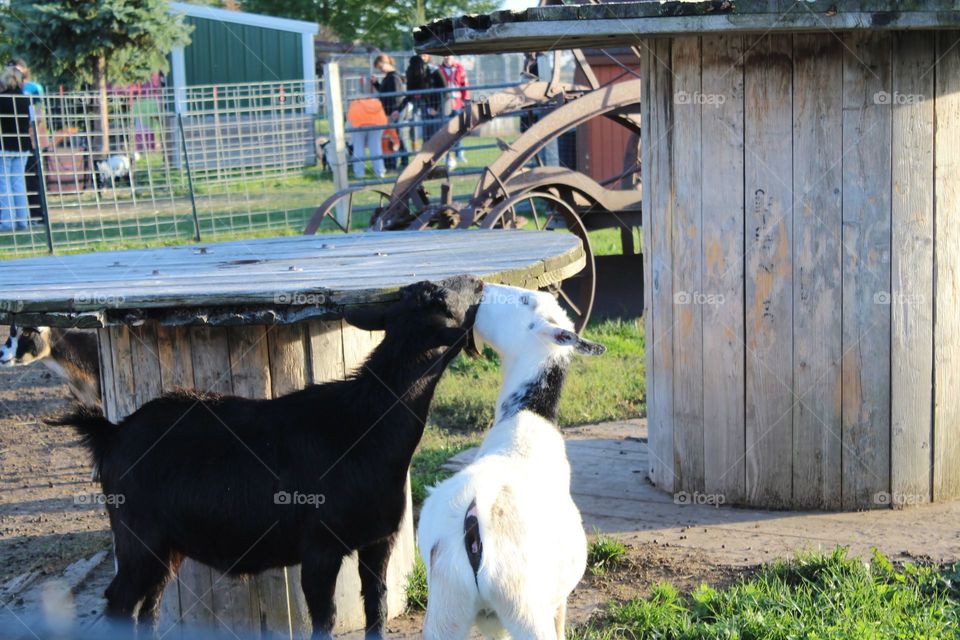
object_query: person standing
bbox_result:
[346,94,387,179]
[371,54,408,171]
[11,59,46,223]
[438,55,470,170]
[0,66,32,231]
[404,55,428,149]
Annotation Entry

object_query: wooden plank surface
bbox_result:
[641,40,655,488]
[791,33,843,510]
[96,329,117,423]
[700,33,746,505]
[308,319,345,384]
[670,36,704,494]
[644,38,676,494]
[109,326,137,420]
[0,231,584,323]
[934,32,960,501]
[129,323,161,410]
[890,31,935,507]
[744,34,794,508]
[841,31,893,510]
[227,326,272,399]
[157,326,195,392]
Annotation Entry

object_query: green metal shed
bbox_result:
[168,2,319,111]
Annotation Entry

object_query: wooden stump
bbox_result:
[97,320,413,636]
[641,31,960,510]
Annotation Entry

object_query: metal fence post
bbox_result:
[323,62,350,228]
[31,126,54,254]
[177,112,202,242]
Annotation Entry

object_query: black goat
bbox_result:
[49,276,484,639]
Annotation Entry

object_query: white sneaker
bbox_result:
[446,156,457,172]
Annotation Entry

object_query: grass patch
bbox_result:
[406,555,429,612]
[410,438,476,505]
[572,548,960,639]
[587,531,628,576]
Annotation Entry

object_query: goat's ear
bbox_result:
[343,305,387,331]
[541,327,606,356]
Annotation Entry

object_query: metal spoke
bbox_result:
[558,287,582,316]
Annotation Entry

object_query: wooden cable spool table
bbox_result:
[0,229,584,636]
[417,0,960,510]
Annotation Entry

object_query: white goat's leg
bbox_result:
[422,605,472,640]
[502,613,559,640]
[554,602,566,639]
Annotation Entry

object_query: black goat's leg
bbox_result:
[301,551,345,640]
[136,551,182,630]
[358,536,395,640]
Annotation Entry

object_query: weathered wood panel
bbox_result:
[308,319,346,384]
[644,38,676,494]
[890,32,935,507]
[744,34,794,507]
[267,325,308,396]
[110,325,137,420]
[228,326,272,399]
[641,40,655,487]
[841,31,893,510]
[700,33,746,504]
[96,329,117,423]
[157,326,195,393]
[934,32,960,501]
[129,324,161,409]
[791,33,843,509]
[670,36,704,494]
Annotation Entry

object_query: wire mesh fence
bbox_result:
[0,79,323,258]
[0,52,563,259]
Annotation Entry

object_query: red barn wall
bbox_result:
[575,54,641,183]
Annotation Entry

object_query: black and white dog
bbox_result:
[1,325,101,408]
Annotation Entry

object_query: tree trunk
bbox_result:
[93,55,110,158]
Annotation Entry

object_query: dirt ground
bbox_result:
[3,365,957,638]
[0,366,112,586]
[0,364,741,637]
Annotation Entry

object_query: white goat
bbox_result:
[417,283,605,640]
[96,152,140,191]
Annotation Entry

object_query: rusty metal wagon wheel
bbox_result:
[303,187,412,234]
[484,191,596,331]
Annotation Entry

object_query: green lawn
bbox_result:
[572,549,960,639]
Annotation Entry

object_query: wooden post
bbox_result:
[323,62,350,227]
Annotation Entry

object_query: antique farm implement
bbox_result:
[305,46,643,330]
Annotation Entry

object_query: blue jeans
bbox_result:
[0,152,29,230]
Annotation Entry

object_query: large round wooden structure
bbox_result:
[0,230,584,635]
[416,1,960,510]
